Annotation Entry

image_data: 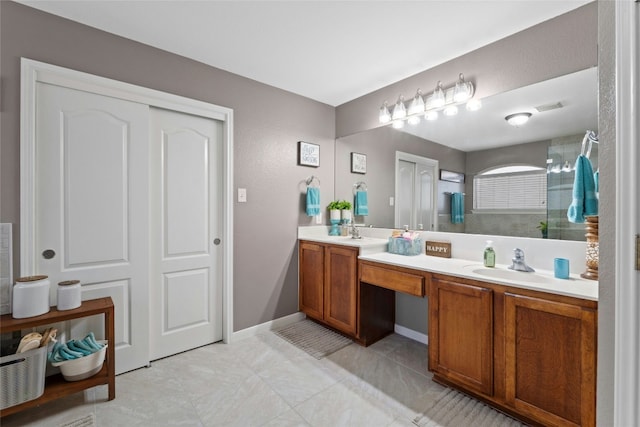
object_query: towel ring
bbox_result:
[306,175,320,187]
[353,181,367,195]
[580,130,598,159]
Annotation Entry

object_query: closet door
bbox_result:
[35,82,150,374]
[149,108,223,361]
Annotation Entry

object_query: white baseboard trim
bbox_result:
[394,324,428,345]
[229,311,306,343]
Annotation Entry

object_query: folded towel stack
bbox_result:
[450,193,464,224]
[48,332,105,362]
[354,190,368,216]
[567,155,598,223]
[306,187,320,216]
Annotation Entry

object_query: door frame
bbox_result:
[20,58,234,343]
[614,1,639,425]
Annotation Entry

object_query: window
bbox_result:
[473,166,547,211]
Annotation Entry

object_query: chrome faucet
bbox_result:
[350,225,362,239]
[508,248,535,272]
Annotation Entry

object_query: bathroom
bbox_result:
[0,1,637,426]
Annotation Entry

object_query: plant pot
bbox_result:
[341,210,352,223]
[329,209,341,222]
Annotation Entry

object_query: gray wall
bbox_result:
[0,2,335,332]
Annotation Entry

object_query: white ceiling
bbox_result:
[18,0,592,107]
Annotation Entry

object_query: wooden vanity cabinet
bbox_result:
[428,272,597,427]
[429,275,494,396]
[504,292,597,427]
[299,240,358,336]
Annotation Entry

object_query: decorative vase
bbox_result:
[329,209,341,236]
[580,215,598,280]
[341,209,352,224]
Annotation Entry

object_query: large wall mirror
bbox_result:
[334,67,598,241]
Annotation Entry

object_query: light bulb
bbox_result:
[466,99,482,111]
[379,102,391,124]
[424,110,438,121]
[407,115,420,125]
[391,96,406,120]
[431,81,445,109]
[408,90,425,116]
[453,73,471,103]
[392,120,404,129]
[443,105,458,116]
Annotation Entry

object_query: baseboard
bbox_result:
[230,311,306,343]
[394,324,428,345]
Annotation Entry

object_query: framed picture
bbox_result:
[440,169,465,183]
[351,152,367,174]
[298,141,320,167]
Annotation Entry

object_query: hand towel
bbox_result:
[306,187,320,216]
[450,192,464,224]
[593,170,599,193]
[567,155,598,223]
[354,191,368,216]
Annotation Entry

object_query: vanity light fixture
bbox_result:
[377,73,478,127]
[505,112,532,126]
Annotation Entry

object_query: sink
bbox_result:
[465,266,551,284]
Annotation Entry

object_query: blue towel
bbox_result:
[593,170,599,193]
[354,191,368,216]
[451,192,464,224]
[306,187,320,216]
[567,155,598,223]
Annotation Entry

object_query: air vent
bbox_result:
[534,102,564,112]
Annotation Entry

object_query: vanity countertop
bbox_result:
[298,235,388,255]
[358,252,598,301]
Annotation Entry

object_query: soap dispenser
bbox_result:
[484,241,496,268]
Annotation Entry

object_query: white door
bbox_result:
[35,82,150,374]
[149,108,223,361]
[395,152,438,230]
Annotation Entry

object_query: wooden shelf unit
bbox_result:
[0,297,115,417]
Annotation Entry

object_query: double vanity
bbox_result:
[298,228,597,427]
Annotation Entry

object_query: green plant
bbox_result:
[537,221,548,233]
[327,201,341,210]
[338,200,352,210]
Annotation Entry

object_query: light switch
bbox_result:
[315,213,322,224]
[238,188,247,203]
[389,197,394,206]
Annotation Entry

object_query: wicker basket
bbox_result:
[0,346,47,410]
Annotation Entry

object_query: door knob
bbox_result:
[213,238,221,245]
[42,249,56,259]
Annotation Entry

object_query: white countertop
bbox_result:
[358,252,598,301]
[298,235,388,255]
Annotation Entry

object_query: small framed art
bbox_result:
[440,169,465,183]
[351,152,367,174]
[298,141,320,167]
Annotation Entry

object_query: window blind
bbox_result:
[473,171,547,210]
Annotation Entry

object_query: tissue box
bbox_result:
[388,237,423,256]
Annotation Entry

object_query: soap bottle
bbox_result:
[484,241,496,267]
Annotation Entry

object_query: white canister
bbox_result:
[57,280,82,311]
[12,275,51,319]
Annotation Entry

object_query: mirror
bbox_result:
[334,67,598,241]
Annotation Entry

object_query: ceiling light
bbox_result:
[505,112,532,126]
[407,115,420,125]
[391,95,406,120]
[379,101,391,124]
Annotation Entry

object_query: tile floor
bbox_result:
[2,328,448,427]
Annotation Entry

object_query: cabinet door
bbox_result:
[504,293,596,427]
[299,242,325,320]
[429,277,493,395]
[324,245,358,335]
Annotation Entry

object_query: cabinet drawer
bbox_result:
[360,263,425,296]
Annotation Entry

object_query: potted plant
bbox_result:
[338,200,352,223]
[537,221,548,239]
[327,201,342,222]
